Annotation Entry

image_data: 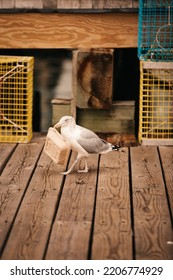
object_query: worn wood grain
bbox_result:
[15,0,43,9]
[57,0,80,9]
[0,0,138,9]
[0,141,44,256]
[104,0,133,8]
[1,151,67,260]
[0,0,15,8]
[77,102,135,134]
[132,0,139,8]
[46,152,99,259]
[0,13,138,48]
[78,101,135,119]
[159,146,173,219]
[43,0,57,9]
[80,0,93,8]
[92,148,132,259]
[0,144,16,174]
[1,136,172,260]
[74,49,113,109]
[93,0,105,9]
[130,146,173,260]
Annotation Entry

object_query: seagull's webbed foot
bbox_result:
[60,154,84,175]
[77,167,88,173]
[77,158,88,173]
[77,169,88,173]
[60,169,72,175]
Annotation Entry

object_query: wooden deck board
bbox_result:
[92,149,133,260]
[159,147,173,219]
[46,153,99,260]
[130,146,173,260]
[1,151,66,260]
[0,136,172,260]
[0,144,16,174]
[0,141,44,255]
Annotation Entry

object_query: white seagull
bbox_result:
[54,116,124,175]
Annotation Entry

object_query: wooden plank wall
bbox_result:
[0,0,139,9]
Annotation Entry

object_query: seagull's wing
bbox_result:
[76,125,111,154]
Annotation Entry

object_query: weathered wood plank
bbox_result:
[57,0,80,9]
[0,13,138,48]
[104,0,133,8]
[78,101,135,120]
[130,146,173,260]
[0,141,44,256]
[0,0,138,10]
[92,148,132,259]
[1,151,67,260]
[0,143,16,174]
[77,101,135,134]
[46,152,99,259]
[93,0,104,9]
[159,146,173,219]
[74,49,114,109]
[80,0,92,8]
[0,0,14,8]
[15,0,43,9]
[78,117,135,134]
[132,0,139,8]
[43,0,57,9]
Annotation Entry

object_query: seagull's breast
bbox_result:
[61,126,70,138]
[61,125,88,156]
[61,126,80,141]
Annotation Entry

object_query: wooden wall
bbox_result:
[0,0,139,9]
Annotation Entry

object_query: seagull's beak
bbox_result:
[54,121,63,129]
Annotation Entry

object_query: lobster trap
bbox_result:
[0,56,34,143]
[139,61,173,145]
[138,0,173,61]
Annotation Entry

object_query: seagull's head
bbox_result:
[54,116,76,128]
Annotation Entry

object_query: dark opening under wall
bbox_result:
[113,48,139,101]
[0,48,139,133]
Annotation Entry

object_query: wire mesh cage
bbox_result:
[0,56,34,143]
[138,0,173,61]
[139,61,173,145]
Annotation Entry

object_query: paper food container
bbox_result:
[44,127,70,166]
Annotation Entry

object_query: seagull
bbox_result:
[54,116,124,175]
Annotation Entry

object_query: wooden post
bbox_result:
[73,49,114,109]
[51,99,74,126]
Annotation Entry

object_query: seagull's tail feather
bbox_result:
[111,144,121,151]
[111,145,125,152]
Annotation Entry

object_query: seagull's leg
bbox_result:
[78,157,88,173]
[60,154,81,175]
[60,158,78,175]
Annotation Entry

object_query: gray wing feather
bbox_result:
[76,126,110,154]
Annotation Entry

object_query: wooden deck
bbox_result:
[0,134,172,260]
